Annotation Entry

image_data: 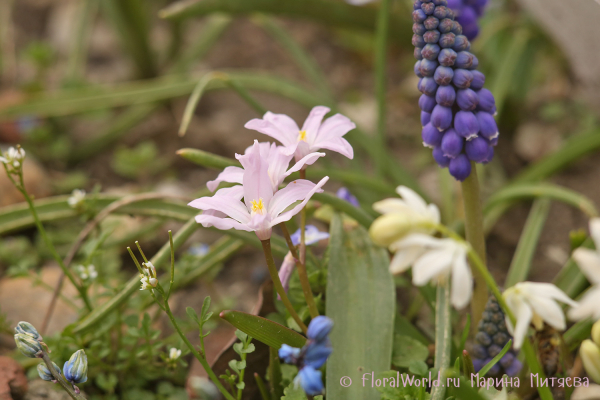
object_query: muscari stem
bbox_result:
[40,352,87,400]
[280,223,319,318]
[431,284,451,400]
[459,163,488,328]
[261,239,308,333]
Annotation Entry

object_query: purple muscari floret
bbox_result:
[336,187,360,207]
[452,69,473,88]
[432,146,451,167]
[470,70,485,90]
[431,105,452,131]
[421,111,431,126]
[419,94,437,113]
[448,154,471,181]
[435,85,456,106]
[434,66,453,85]
[477,88,495,112]
[422,123,444,148]
[476,111,498,139]
[441,129,463,158]
[439,33,456,48]
[456,88,479,111]
[454,110,479,139]
[465,136,489,162]
[421,44,441,60]
[419,59,438,77]
[438,48,457,66]
[411,0,496,180]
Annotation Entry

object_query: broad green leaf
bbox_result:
[392,335,429,368]
[219,310,306,349]
[554,238,593,298]
[177,148,237,170]
[281,383,307,400]
[408,360,428,376]
[326,214,395,400]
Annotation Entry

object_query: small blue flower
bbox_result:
[306,316,334,342]
[63,350,88,384]
[279,344,301,364]
[38,362,61,382]
[290,225,330,246]
[188,243,210,257]
[303,339,333,369]
[295,366,324,395]
[336,187,360,207]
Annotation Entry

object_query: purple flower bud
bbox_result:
[457,88,479,111]
[434,6,450,19]
[451,21,463,35]
[412,34,426,48]
[452,69,473,88]
[441,128,463,158]
[307,316,334,342]
[462,24,480,41]
[476,111,498,139]
[419,59,438,76]
[421,0,433,2]
[433,146,451,167]
[452,35,470,52]
[431,105,452,131]
[423,30,440,44]
[470,70,485,90]
[421,2,436,14]
[435,85,456,106]
[424,16,439,30]
[488,136,498,146]
[483,145,494,164]
[438,48,457,67]
[465,136,489,162]
[414,47,423,60]
[419,94,437,112]
[413,23,427,35]
[414,0,423,10]
[449,154,472,181]
[457,6,477,27]
[414,61,423,78]
[438,18,454,33]
[413,9,428,23]
[297,366,324,395]
[455,51,475,68]
[421,111,431,126]
[454,110,479,139]
[477,88,495,112]
[421,44,441,60]
[439,32,456,48]
[446,0,461,9]
[418,77,438,96]
[434,66,454,85]
[422,123,444,147]
[433,0,448,5]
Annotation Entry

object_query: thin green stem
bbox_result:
[460,163,488,328]
[237,351,247,400]
[40,352,87,400]
[254,373,270,400]
[374,0,390,176]
[261,239,308,333]
[167,230,175,299]
[280,223,319,318]
[299,169,308,269]
[431,284,451,400]
[268,347,283,400]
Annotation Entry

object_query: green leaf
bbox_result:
[478,340,512,377]
[376,371,431,400]
[242,343,256,354]
[326,214,395,400]
[408,360,428,376]
[201,296,212,322]
[177,148,237,170]
[186,307,200,325]
[235,382,245,390]
[234,329,248,342]
[219,310,306,349]
[281,383,307,400]
[392,335,429,368]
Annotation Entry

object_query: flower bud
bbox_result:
[413,9,428,22]
[453,35,470,52]
[419,59,438,77]
[454,111,479,140]
[14,333,43,358]
[414,47,423,60]
[421,2,435,14]
[449,154,472,181]
[439,33,456,48]
[580,340,600,384]
[457,88,479,111]
[438,18,454,33]
[422,123,443,147]
[477,89,495,112]
[436,85,456,106]
[455,51,475,69]
[303,339,333,369]
[434,66,454,86]
[296,366,323,395]
[451,21,463,35]
[412,34,425,48]
[38,362,61,382]
[433,5,450,19]
[470,70,485,90]
[414,0,423,10]
[423,30,440,44]
[421,44,441,60]
[413,23,427,35]
[414,61,424,78]
[441,129,464,158]
[452,69,473,89]
[433,0,448,5]
[419,94,436,113]
[370,212,432,247]
[63,350,88,384]
[476,111,498,139]
[433,146,451,167]
[418,77,438,96]
[591,319,600,345]
[307,316,334,342]
[421,111,431,126]
[431,105,452,131]
[15,321,42,341]
[438,48,457,66]
[424,16,439,30]
[465,137,489,162]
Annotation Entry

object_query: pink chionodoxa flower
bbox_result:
[207,142,324,192]
[244,106,355,162]
[189,141,329,240]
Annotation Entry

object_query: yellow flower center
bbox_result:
[298,130,307,141]
[251,198,265,214]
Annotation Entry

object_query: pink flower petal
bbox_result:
[195,214,252,231]
[271,177,329,225]
[314,113,356,143]
[188,192,250,224]
[244,117,296,148]
[239,141,273,210]
[315,136,354,159]
[284,152,325,179]
[301,106,330,144]
[206,166,244,192]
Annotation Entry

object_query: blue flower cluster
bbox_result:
[412,0,498,181]
[279,316,333,395]
[471,297,522,376]
[447,0,488,40]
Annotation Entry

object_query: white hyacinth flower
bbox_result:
[77,265,97,280]
[68,189,86,208]
[569,218,600,321]
[388,233,472,309]
[503,282,577,349]
[370,186,440,247]
[169,348,182,360]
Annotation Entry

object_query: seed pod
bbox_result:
[431,105,453,131]
[454,110,479,140]
[457,88,479,111]
[421,44,441,60]
[441,128,463,158]
[448,154,471,181]
[419,94,437,113]
[438,48,457,66]
[422,123,444,147]
[434,66,454,85]
[435,85,456,106]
